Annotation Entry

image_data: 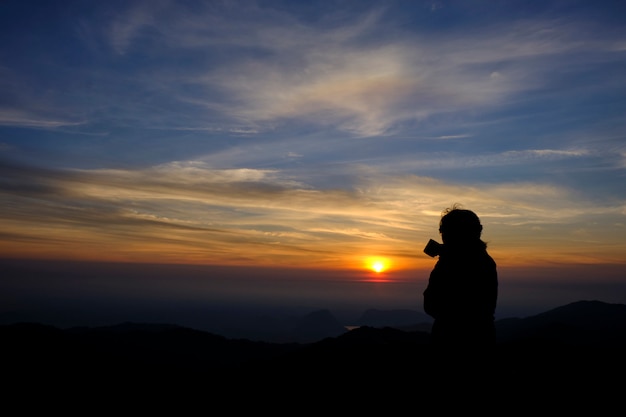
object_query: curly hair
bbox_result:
[439,204,484,245]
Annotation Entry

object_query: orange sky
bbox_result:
[1,164,624,272]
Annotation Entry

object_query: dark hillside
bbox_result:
[496,299,626,346]
[2,300,624,407]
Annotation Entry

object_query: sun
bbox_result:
[366,257,390,273]
[372,261,385,273]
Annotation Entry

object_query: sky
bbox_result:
[1,0,625,324]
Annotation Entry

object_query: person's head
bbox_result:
[439,204,484,246]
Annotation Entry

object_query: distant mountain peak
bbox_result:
[355,308,432,327]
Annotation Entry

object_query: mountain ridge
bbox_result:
[4,299,625,361]
[3,299,625,405]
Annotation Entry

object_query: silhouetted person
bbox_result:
[423,205,498,348]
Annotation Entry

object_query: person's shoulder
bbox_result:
[481,249,497,265]
[484,252,497,271]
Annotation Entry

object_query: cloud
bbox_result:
[351,147,591,176]
[178,13,620,137]
[1,156,624,267]
[107,1,167,55]
[432,134,473,140]
[5,2,624,139]
[0,110,85,129]
[89,3,620,135]
[1,2,625,268]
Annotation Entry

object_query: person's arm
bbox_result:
[423,264,442,319]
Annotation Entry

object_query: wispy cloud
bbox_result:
[82,2,625,136]
[1,158,624,267]
[0,1,625,272]
[3,1,623,140]
[0,110,85,129]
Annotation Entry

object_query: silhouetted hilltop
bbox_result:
[289,308,348,343]
[3,299,625,402]
[2,321,300,381]
[496,299,626,347]
[211,308,348,343]
[354,308,432,328]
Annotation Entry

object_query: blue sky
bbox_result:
[1,0,625,320]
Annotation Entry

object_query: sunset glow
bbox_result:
[366,257,390,274]
[0,1,625,322]
[372,262,385,273]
